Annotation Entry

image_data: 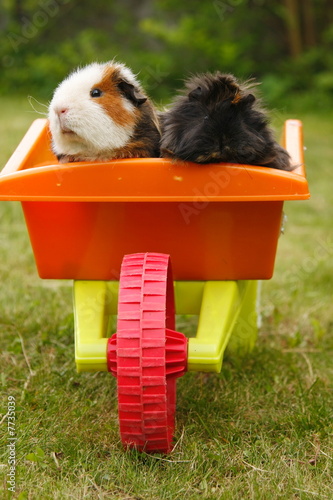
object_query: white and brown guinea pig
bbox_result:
[48,61,161,162]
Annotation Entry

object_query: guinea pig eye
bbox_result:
[90,88,103,98]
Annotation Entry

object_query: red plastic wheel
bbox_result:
[107,253,187,454]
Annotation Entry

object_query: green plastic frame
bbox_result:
[74,280,258,373]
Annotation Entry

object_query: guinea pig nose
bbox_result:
[56,107,68,116]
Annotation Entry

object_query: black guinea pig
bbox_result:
[160,72,291,170]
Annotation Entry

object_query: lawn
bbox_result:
[0,97,332,500]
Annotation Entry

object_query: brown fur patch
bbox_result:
[112,140,153,159]
[231,92,241,104]
[93,66,138,127]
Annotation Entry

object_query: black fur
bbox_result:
[160,72,291,170]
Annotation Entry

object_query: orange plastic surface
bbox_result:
[0,119,309,281]
[0,119,309,202]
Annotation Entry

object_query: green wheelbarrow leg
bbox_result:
[73,281,119,372]
[225,280,259,359]
[187,281,258,373]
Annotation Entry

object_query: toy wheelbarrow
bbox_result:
[0,118,309,453]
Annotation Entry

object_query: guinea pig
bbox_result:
[48,61,161,162]
[160,72,291,170]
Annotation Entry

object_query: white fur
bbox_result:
[112,61,139,87]
[48,62,137,160]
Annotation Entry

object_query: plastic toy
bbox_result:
[0,118,309,453]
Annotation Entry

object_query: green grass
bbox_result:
[0,97,333,499]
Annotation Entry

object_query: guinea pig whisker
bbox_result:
[27,95,49,116]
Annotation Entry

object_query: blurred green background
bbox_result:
[1,0,333,108]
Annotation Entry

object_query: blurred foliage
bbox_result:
[0,0,332,107]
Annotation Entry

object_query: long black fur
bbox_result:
[160,72,291,170]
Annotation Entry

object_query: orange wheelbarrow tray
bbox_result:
[0,119,308,281]
[0,118,309,453]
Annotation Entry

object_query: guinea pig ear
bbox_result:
[243,93,255,105]
[188,86,202,101]
[118,80,147,107]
